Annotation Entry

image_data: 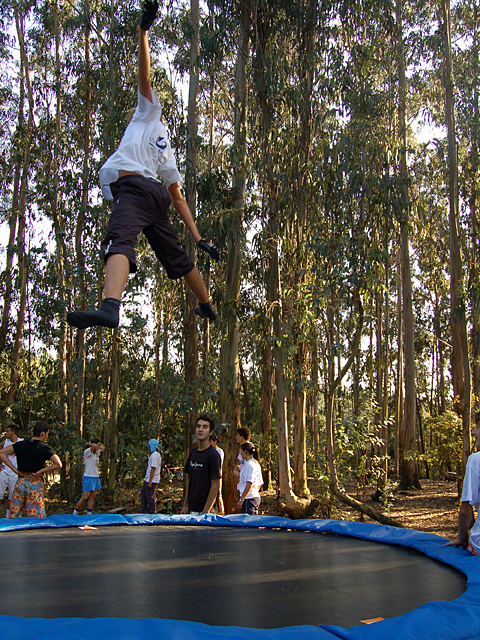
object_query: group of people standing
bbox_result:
[0,415,263,520]
[141,415,264,517]
[0,422,62,518]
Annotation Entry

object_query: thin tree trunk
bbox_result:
[51,1,69,426]
[292,0,315,499]
[396,0,420,489]
[441,0,472,479]
[219,7,250,513]
[72,3,92,433]
[470,4,480,402]
[325,294,399,525]
[183,0,200,472]
[395,255,404,477]
[7,9,35,407]
[106,334,120,492]
[0,156,20,353]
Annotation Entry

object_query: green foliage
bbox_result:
[423,410,463,479]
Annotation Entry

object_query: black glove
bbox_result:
[139,0,158,31]
[197,239,220,262]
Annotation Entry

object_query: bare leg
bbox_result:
[104,254,130,300]
[75,491,91,512]
[184,267,209,303]
[87,490,97,511]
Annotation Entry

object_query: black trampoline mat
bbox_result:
[1,525,466,628]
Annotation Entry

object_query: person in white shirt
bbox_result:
[237,443,263,515]
[448,412,480,554]
[67,0,218,332]
[0,424,23,518]
[140,439,162,514]
[73,438,105,516]
[210,433,225,515]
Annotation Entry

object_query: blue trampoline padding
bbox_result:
[0,513,479,640]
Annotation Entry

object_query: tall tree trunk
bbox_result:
[311,331,320,454]
[72,3,92,433]
[441,0,472,477]
[102,0,120,492]
[7,9,35,407]
[219,6,250,513]
[395,254,404,477]
[106,334,120,492]
[52,1,69,426]
[0,159,20,354]
[292,0,315,499]
[183,0,200,469]
[470,4,480,403]
[253,3,299,505]
[325,295,398,525]
[396,0,420,489]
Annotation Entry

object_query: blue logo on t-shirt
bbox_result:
[150,135,167,162]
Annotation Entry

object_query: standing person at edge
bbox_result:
[210,432,225,515]
[0,422,62,519]
[73,438,105,516]
[182,415,221,515]
[447,412,480,554]
[139,439,162,514]
[0,424,23,518]
[237,443,263,515]
[234,427,252,486]
[67,0,219,332]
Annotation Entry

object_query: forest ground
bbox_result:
[1,475,459,540]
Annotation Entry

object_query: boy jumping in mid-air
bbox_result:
[67,0,218,331]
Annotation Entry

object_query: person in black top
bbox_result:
[181,414,221,514]
[0,421,62,518]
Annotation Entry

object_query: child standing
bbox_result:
[139,439,161,514]
[237,443,263,515]
[73,438,105,516]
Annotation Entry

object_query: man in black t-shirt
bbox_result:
[181,414,221,514]
[0,421,62,518]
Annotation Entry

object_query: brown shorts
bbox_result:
[101,175,194,279]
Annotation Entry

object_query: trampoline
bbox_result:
[1,513,479,640]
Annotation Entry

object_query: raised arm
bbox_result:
[138,28,152,102]
[138,0,158,101]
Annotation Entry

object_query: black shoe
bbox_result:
[67,298,120,329]
[195,302,217,321]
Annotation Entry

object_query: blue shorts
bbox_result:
[83,476,102,492]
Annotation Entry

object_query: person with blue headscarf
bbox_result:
[139,439,161,514]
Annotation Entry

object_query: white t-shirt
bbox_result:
[216,447,224,469]
[84,448,101,478]
[100,89,182,199]
[1,438,23,476]
[238,458,263,500]
[237,442,252,489]
[462,451,480,553]
[144,451,161,484]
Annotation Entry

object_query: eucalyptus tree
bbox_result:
[440,0,471,475]
[6,1,36,408]
[214,0,251,511]
[251,0,298,505]
[0,12,20,356]
[454,0,480,405]
[396,0,420,489]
